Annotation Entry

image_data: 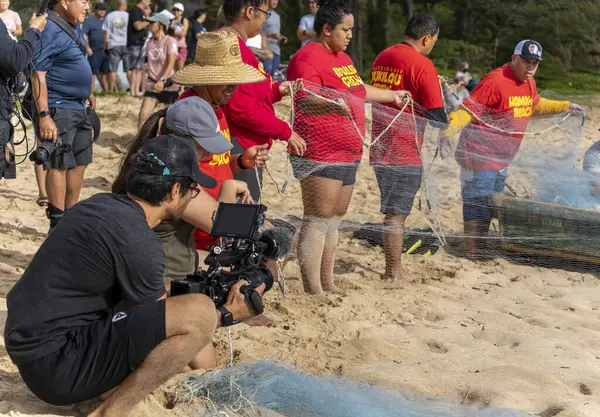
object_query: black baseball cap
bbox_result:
[135,135,217,189]
[514,40,543,61]
[95,2,107,10]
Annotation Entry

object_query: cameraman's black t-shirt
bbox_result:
[127,6,146,47]
[5,194,166,366]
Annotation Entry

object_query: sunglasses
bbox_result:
[254,7,272,20]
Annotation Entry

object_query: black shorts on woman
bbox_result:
[290,155,360,186]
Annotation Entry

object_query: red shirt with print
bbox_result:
[178,89,234,250]
[221,36,292,150]
[286,42,367,164]
[370,43,444,166]
[456,63,539,170]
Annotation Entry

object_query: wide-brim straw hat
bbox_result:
[172,31,266,86]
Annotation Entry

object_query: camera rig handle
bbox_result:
[38,0,50,16]
[240,285,264,315]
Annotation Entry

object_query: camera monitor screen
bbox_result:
[211,203,265,239]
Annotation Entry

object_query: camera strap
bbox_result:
[240,285,264,315]
[47,13,87,57]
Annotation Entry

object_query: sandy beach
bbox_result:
[0,94,599,417]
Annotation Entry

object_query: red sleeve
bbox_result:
[272,82,283,103]
[286,58,323,84]
[223,84,292,141]
[418,63,444,110]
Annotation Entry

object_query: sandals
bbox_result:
[36,196,49,207]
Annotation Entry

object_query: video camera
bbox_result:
[170,203,294,318]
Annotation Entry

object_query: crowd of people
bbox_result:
[0,0,594,416]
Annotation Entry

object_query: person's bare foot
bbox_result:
[382,267,416,285]
[244,314,276,327]
[322,283,347,295]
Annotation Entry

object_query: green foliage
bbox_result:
[429,39,494,72]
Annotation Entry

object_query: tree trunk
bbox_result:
[405,0,414,19]
[348,0,363,72]
[381,0,390,47]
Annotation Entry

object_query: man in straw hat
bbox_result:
[173,31,272,254]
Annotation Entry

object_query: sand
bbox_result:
[0,94,599,417]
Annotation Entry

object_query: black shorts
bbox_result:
[374,165,423,215]
[290,155,359,186]
[34,108,94,170]
[128,44,146,70]
[0,120,16,179]
[144,90,179,105]
[17,300,166,406]
[87,50,108,75]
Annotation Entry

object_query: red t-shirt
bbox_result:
[177,89,234,250]
[221,36,292,150]
[286,42,367,163]
[369,43,444,166]
[456,63,540,170]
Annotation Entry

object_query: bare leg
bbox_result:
[136,70,145,97]
[128,70,137,97]
[88,294,218,417]
[138,97,158,129]
[297,176,344,294]
[91,75,97,92]
[382,213,413,282]
[320,184,354,292]
[46,168,67,211]
[33,162,47,201]
[297,216,328,294]
[99,74,109,93]
[65,166,88,209]
[188,342,216,371]
[108,73,116,93]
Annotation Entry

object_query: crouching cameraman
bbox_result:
[5,136,264,417]
[0,13,47,179]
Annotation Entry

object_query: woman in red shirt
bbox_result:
[286,0,409,294]
[219,0,307,201]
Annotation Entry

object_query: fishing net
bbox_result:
[175,360,532,417]
[259,79,597,269]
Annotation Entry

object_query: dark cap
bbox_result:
[95,2,107,10]
[514,40,543,61]
[135,135,217,189]
[164,97,233,155]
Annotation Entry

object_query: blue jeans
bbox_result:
[263,53,280,78]
[461,168,507,222]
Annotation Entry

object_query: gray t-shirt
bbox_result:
[103,10,129,49]
[262,10,281,55]
[298,14,315,48]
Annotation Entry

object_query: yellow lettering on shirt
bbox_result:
[370,67,402,90]
[508,95,533,119]
[208,128,232,167]
[332,64,364,88]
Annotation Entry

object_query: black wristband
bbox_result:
[237,154,248,170]
[218,306,235,327]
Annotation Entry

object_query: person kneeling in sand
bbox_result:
[5,137,263,417]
